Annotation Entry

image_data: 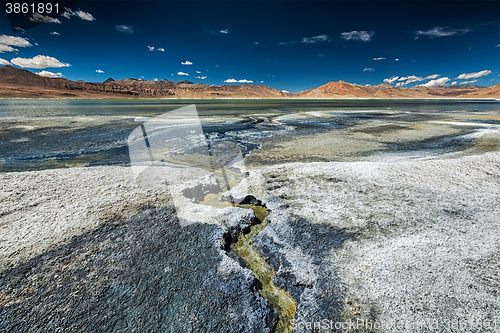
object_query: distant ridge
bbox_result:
[0,65,498,99]
[296,80,498,99]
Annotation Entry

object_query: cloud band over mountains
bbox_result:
[457,70,491,80]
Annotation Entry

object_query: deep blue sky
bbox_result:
[0,0,499,92]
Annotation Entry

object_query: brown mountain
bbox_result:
[296,80,497,99]
[298,81,420,98]
[457,84,500,99]
[0,66,286,98]
[0,65,498,99]
[297,80,373,98]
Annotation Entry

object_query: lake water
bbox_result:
[1,99,500,172]
[1,98,500,117]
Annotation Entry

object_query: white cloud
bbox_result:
[373,57,385,60]
[61,10,71,19]
[260,81,264,83]
[385,74,441,86]
[50,31,60,35]
[0,44,17,53]
[254,42,259,45]
[196,70,201,74]
[195,76,207,79]
[426,74,440,79]
[224,78,253,83]
[0,35,31,47]
[181,61,193,65]
[456,70,491,80]
[74,10,95,21]
[220,29,230,34]
[460,80,478,84]
[96,69,104,73]
[416,27,470,38]
[177,72,189,76]
[383,76,399,84]
[451,81,457,85]
[421,77,450,87]
[145,46,164,52]
[153,78,158,81]
[301,34,329,44]
[340,31,374,42]
[116,25,133,34]
[363,68,375,72]
[395,59,400,61]
[30,13,61,24]
[37,70,64,78]
[496,44,500,47]
[10,55,70,69]
[282,90,290,93]
[398,75,425,85]
[61,9,95,21]
[0,58,10,65]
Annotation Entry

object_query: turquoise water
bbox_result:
[1,99,499,172]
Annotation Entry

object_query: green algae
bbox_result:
[199,168,297,332]
[232,205,297,333]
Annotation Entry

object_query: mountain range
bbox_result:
[0,65,498,99]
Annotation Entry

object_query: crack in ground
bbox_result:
[194,188,298,332]
[218,195,298,333]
